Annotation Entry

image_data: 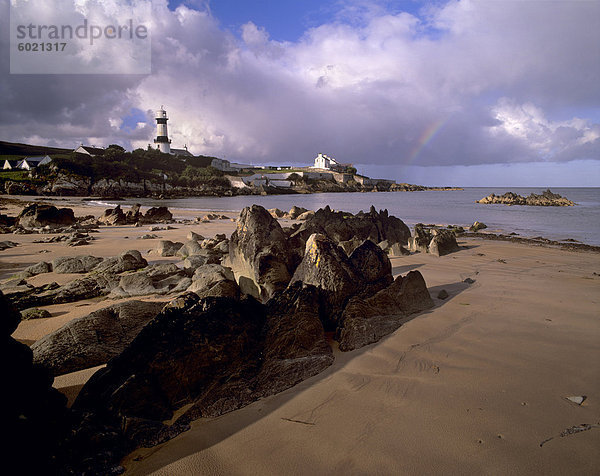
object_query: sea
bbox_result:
[91,187,600,246]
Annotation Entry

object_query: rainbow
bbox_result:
[406,118,448,165]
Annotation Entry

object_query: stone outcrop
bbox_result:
[17,203,75,229]
[108,264,190,298]
[149,240,183,257]
[1,290,70,473]
[225,205,299,300]
[31,301,165,376]
[408,224,459,256]
[477,189,575,206]
[290,234,393,328]
[143,206,173,223]
[290,205,411,251]
[98,205,127,225]
[337,271,434,351]
[52,255,104,274]
[187,264,240,299]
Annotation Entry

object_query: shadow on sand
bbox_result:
[122,278,474,473]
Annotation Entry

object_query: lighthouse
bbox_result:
[154,106,171,154]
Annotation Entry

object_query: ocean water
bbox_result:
[92,187,600,245]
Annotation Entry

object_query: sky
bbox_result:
[1,0,599,186]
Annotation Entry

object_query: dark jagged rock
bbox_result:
[1,290,70,474]
[289,234,393,329]
[142,206,173,223]
[98,205,127,225]
[291,205,411,251]
[225,205,300,300]
[337,271,434,351]
[428,229,460,256]
[20,260,52,277]
[126,203,142,223]
[469,221,487,232]
[32,300,165,376]
[17,203,75,229]
[408,224,459,256]
[74,294,267,424]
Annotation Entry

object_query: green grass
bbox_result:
[0,170,29,181]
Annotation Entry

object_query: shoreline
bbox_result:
[2,200,599,474]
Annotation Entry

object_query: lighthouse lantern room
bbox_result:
[154,106,171,154]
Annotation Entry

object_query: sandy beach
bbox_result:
[2,200,599,475]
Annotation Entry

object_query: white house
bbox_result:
[312,153,352,172]
[18,155,52,170]
[3,159,20,170]
[74,145,105,156]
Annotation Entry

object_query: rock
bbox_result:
[187,231,205,241]
[149,240,183,257]
[143,206,173,223]
[21,261,52,277]
[225,205,299,300]
[408,224,432,253]
[463,277,475,284]
[0,240,19,251]
[31,301,165,376]
[469,221,487,232]
[137,233,159,240]
[93,250,148,274]
[1,290,70,473]
[389,242,410,256]
[17,203,75,229]
[437,289,449,299]
[286,206,309,219]
[292,206,410,249]
[268,208,285,218]
[176,240,204,258]
[296,210,315,220]
[477,190,575,206]
[187,264,240,299]
[565,395,586,405]
[256,282,334,396]
[126,203,142,223]
[98,205,127,225]
[428,229,460,256]
[289,234,366,328]
[337,271,434,351]
[348,239,393,292]
[182,255,209,269]
[21,307,52,320]
[109,264,189,298]
[74,294,267,424]
[52,255,104,274]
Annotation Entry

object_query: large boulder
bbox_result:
[74,294,267,425]
[142,206,173,223]
[98,205,127,225]
[225,205,299,301]
[109,264,190,298]
[17,203,75,229]
[1,290,70,473]
[176,239,204,258]
[407,223,431,253]
[52,255,104,274]
[93,249,147,274]
[149,240,183,257]
[428,229,460,256]
[187,264,240,299]
[32,301,165,376]
[337,271,434,351]
[290,205,411,251]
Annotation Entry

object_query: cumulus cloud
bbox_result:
[0,0,598,169]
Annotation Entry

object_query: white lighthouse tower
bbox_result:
[154,106,171,154]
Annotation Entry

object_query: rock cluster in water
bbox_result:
[477,189,575,206]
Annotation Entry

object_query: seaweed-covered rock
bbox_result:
[52,255,103,274]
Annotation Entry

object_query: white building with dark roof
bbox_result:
[74,145,105,156]
[18,155,52,170]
